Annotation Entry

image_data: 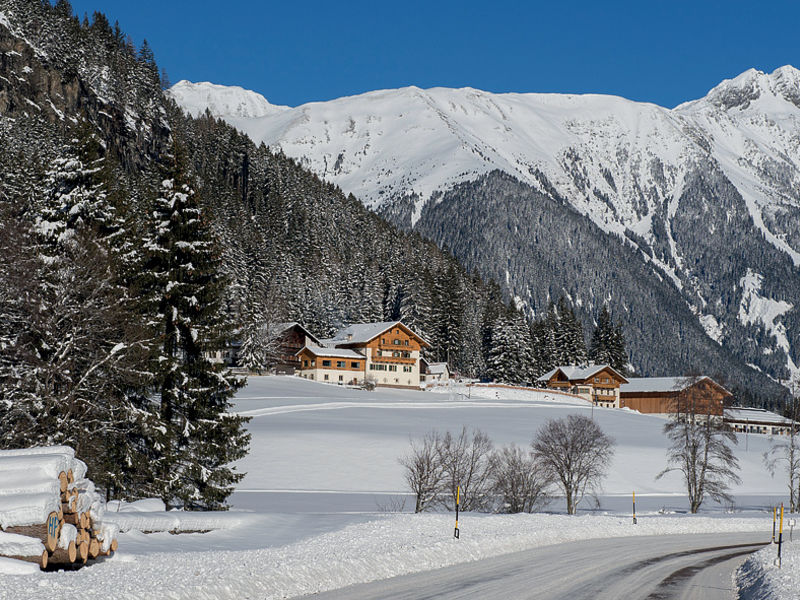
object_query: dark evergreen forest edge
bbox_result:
[0,1,787,505]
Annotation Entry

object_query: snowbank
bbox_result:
[100,508,248,534]
[0,511,776,599]
[737,537,800,599]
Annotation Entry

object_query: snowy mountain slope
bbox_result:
[169,68,800,251]
[168,80,288,119]
[170,68,800,385]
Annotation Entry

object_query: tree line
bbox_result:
[485,298,628,385]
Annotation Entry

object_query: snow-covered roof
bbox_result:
[328,321,429,346]
[296,345,364,359]
[427,362,449,374]
[537,364,621,382]
[724,406,798,426]
[620,376,729,394]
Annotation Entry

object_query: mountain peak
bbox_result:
[167,80,289,119]
[679,65,800,112]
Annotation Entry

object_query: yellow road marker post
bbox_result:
[454,486,460,539]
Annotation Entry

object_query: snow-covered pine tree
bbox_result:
[588,305,615,365]
[610,322,629,375]
[487,310,534,383]
[141,151,250,509]
[589,305,628,373]
[0,133,157,498]
[551,297,586,366]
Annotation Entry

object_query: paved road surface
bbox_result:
[308,532,768,599]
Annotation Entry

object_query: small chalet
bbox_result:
[619,376,731,415]
[537,364,628,407]
[420,360,450,384]
[296,321,430,389]
[724,406,799,436]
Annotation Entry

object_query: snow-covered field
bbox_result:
[1,376,795,598]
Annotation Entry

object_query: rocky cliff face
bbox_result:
[0,4,170,172]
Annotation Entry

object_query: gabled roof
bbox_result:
[537,364,627,383]
[620,376,730,395]
[327,321,430,347]
[269,322,321,345]
[427,362,449,374]
[296,344,364,359]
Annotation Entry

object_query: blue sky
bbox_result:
[68,0,798,108]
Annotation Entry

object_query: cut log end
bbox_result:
[77,540,89,563]
[48,540,77,564]
[88,538,101,559]
[58,471,68,493]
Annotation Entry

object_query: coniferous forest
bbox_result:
[0,0,788,506]
[0,0,614,503]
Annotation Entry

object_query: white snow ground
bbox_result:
[0,376,795,598]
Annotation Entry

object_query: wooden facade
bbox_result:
[539,365,628,407]
[619,377,730,415]
[274,323,320,373]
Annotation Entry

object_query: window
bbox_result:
[338,375,343,382]
[336,361,346,368]
[381,338,385,344]
[309,374,314,380]
[303,360,309,367]
[393,339,401,345]
[351,362,360,369]
[393,351,400,357]
[324,374,329,381]
[322,360,331,367]
[402,351,410,358]
[311,360,316,367]
[404,340,409,346]
[389,365,397,372]
[403,365,412,372]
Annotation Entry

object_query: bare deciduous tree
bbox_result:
[764,378,800,513]
[532,414,615,515]
[437,427,494,511]
[399,430,444,513]
[657,375,741,513]
[490,444,551,513]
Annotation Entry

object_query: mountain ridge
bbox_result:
[170,69,800,389]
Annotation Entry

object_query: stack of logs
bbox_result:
[0,448,119,570]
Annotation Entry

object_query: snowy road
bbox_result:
[308,532,768,599]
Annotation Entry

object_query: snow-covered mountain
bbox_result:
[170,68,800,384]
[168,80,288,119]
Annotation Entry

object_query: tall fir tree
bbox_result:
[141,150,250,509]
[589,305,628,373]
